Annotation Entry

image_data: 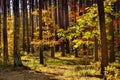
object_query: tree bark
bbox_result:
[64,0,70,54]
[51,47,55,58]
[3,0,9,65]
[97,0,108,75]
[39,0,44,64]
[7,0,11,16]
[30,0,34,54]
[58,0,65,57]
[0,14,2,57]
[24,0,30,54]
[13,0,23,67]
[94,36,98,61]
[22,0,26,51]
[49,0,55,58]
[109,15,115,63]
[54,0,59,52]
[75,48,79,57]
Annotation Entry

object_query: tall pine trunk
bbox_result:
[0,14,1,57]
[97,0,108,75]
[7,0,11,17]
[109,15,115,63]
[39,0,44,64]
[3,0,9,65]
[24,0,30,54]
[58,0,65,57]
[22,0,26,51]
[13,0,23,67]
[64,0,70,54]
[30,0,35,54]
[94,36,98,61]
[54,0,59,52]
[49,0,55,58]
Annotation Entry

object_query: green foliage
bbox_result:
[57,0,118,50]
[57,5,99,50]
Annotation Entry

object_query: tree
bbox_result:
[35,0,39,27]
[58,0,65,57]
[39,0,44,64]
[0,0,2,57]
[49,0,55,58]
[0,13,1,57]
[64,0,70,54]
[13,0,23,67]
[54,0,59,52]
[43,0,48,10]
[7,0,11,16]
[94,36,98,61]
[30,0,35,53]
[22,0,26,51]
[97,0,108,75]
[3,0,9,64]
[109,15,115,63]
[24,0,30,54]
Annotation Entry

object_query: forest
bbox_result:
[0,0,120,80]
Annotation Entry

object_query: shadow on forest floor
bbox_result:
[0,65,59,80]
[2,52,120,80]
[87,74,104,79]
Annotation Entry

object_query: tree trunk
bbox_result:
[58,0,65,57]
[30,0,34,54]
[3,0,9,65]
[75,48,79,57]
[94,36,98,61]
[39,0,44,64]
[61,1,65,56]
[13,0,23,67]
[61,42,65,57]
[54,0,59,52]
[97,0,108,75]
[22,0,26,51]
[64,0,70,54]
[43,0,48,10]
[49,0,55,58]
[35,0,39,27]
[109,15,115,63]
[24,0,30,54]
[0,14,1,57]
[7,0,11,17]
[51,47,55,58]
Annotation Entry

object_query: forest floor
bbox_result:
[0,51,120,80]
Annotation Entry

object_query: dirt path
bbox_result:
[0,65,104,80]
[0,68,57,80]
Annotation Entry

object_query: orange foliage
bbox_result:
[114,35,120,47]
[113,19,120,27]
[32,10,39,16]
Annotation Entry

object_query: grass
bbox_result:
[20,52,104,80]
[1,51,120,80]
